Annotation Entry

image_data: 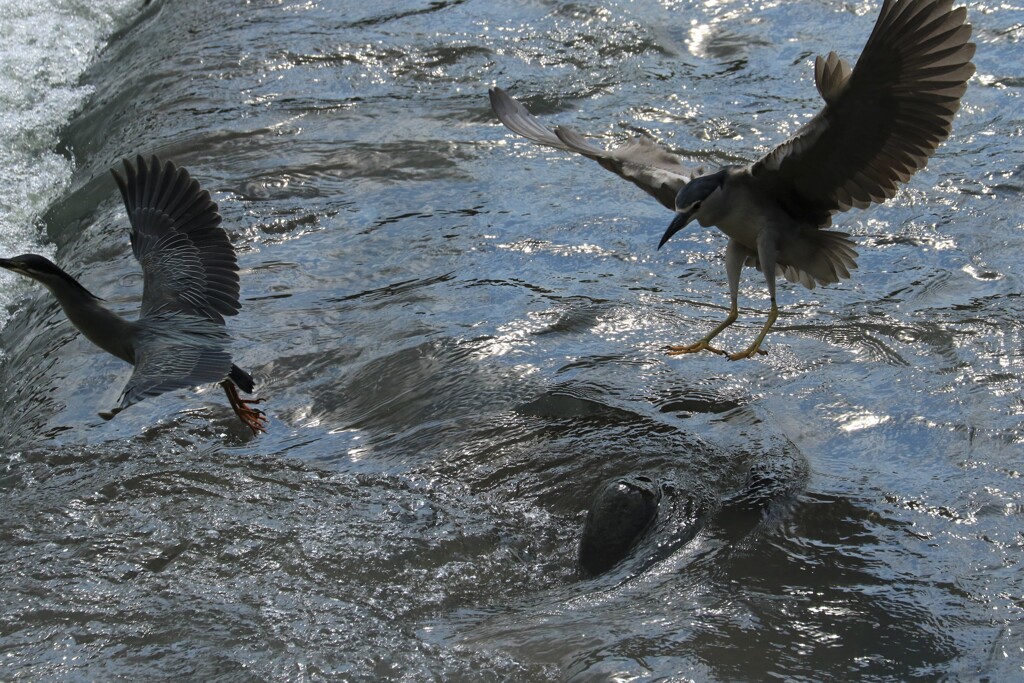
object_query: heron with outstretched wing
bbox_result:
[1,155,267,433]
[491,0,975,359]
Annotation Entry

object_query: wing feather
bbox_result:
[112,155,241,324]
[751,0,975,226]
[114,314,233,412]
[489,87,701,211]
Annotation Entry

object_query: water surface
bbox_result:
[1,0,1022,679]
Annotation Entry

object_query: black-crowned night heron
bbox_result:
[490,0,975,359]
[0,155,267,433]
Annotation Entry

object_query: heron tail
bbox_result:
[757,229,859,290]
[229,364,255,394]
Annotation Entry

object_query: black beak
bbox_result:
[658,211,693,249]
[0,257,17,271]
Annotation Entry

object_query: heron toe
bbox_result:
[666,340,727,356]
[221,380,267,434]
[727,345,769,361]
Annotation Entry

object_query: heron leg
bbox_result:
[728,233,779,360]
[221,380,267,434]
[728,297,776,360]
[666,304,735,356]
[667,239,745,356]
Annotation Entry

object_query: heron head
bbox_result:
[658,169,729,249]
[0,254,62,279]
[0,254,98,300]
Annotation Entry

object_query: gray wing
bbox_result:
[109,314,233,415]
[489,87,701,211]
[112,154,241,324]
[752,0,975,227]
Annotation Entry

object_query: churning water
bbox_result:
[1,0,1022,680]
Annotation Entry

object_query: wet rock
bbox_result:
[721,448,808,518]
[578,475,661,578]
[577,448,807,578]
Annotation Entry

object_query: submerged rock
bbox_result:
[577,449,806,578]
[578,475,662,578]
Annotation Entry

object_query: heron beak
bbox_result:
[658,210,693,249]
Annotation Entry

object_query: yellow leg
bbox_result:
[727,298,777,360]
[221,381,268,434]
[666,302,738,357]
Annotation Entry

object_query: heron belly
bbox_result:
[708,212,766,251]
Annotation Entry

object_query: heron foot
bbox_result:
[221,381,268,435]
[726,344,769,361]
[234,398,268,435]
[666,340,728,356]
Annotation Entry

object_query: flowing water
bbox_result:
[1,0,1022,679]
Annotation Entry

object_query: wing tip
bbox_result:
[99,405,124,420]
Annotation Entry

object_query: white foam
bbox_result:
[0,0,140,332]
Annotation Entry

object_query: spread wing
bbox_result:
[489,87,701,211]
[752,0,975,227]
[112,155,241,324]
[108,314,233,415]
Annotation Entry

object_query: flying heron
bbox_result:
[490,0,975,359]
[0,155,267,433]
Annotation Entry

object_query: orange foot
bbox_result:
[221,381,268,434]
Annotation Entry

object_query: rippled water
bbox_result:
[1,0,1023,679]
